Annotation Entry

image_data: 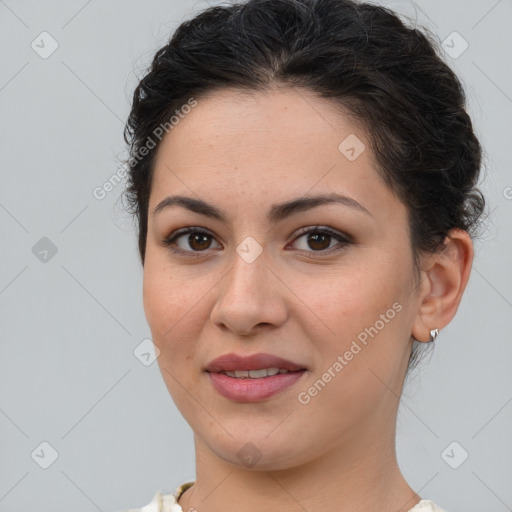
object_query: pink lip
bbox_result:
[204,352,307,402]
[204,352,305,372]
[208,371,306,402]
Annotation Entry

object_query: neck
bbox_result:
[178,418,420,512]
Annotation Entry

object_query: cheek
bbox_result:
[142,257,202,347]
[301,256,412,377]
[143,267,203,401]
[298,270,410,416]
[302,263,404,330]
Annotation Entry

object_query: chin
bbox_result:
[202,429,312,471]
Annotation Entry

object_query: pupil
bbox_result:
[308,232,330,250]
[190,233,210,250]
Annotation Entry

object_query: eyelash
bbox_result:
[161,226,352,259]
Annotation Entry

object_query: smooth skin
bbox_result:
[142,86,473,512]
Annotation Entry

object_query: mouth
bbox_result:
[205,352,307,402]
[204,351,306,373]
[219,368,296,378]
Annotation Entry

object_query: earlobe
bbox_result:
[411,228,474,343]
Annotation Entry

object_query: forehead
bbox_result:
[149,86,402,222]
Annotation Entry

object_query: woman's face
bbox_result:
[143,86,423,469]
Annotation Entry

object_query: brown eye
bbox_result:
[187,232,212,251]
[290,226,352,255]
[305,231,332,251]
[163,227,222,255]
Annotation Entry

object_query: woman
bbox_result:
[119,0,485,510]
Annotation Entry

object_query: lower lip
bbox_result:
[207,371,306,402]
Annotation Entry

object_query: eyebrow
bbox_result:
[152,192,372,223]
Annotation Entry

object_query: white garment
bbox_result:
[117,482,447,512]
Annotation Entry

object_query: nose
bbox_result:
[209,249,288,336]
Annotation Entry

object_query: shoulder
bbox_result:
[409,499,448,512]
[113,491,180,512]
[115,488,445,512]
[115,482,194,512]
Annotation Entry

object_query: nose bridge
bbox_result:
[223,244,270,307]
[210,243,287,334]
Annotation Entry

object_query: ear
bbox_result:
[411,228,474,343]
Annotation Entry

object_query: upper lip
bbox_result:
[205,352,306,373]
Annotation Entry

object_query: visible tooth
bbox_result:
[249,368,268,378]
[223,368,291,378]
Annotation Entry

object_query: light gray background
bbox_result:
[1,1,511,511]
